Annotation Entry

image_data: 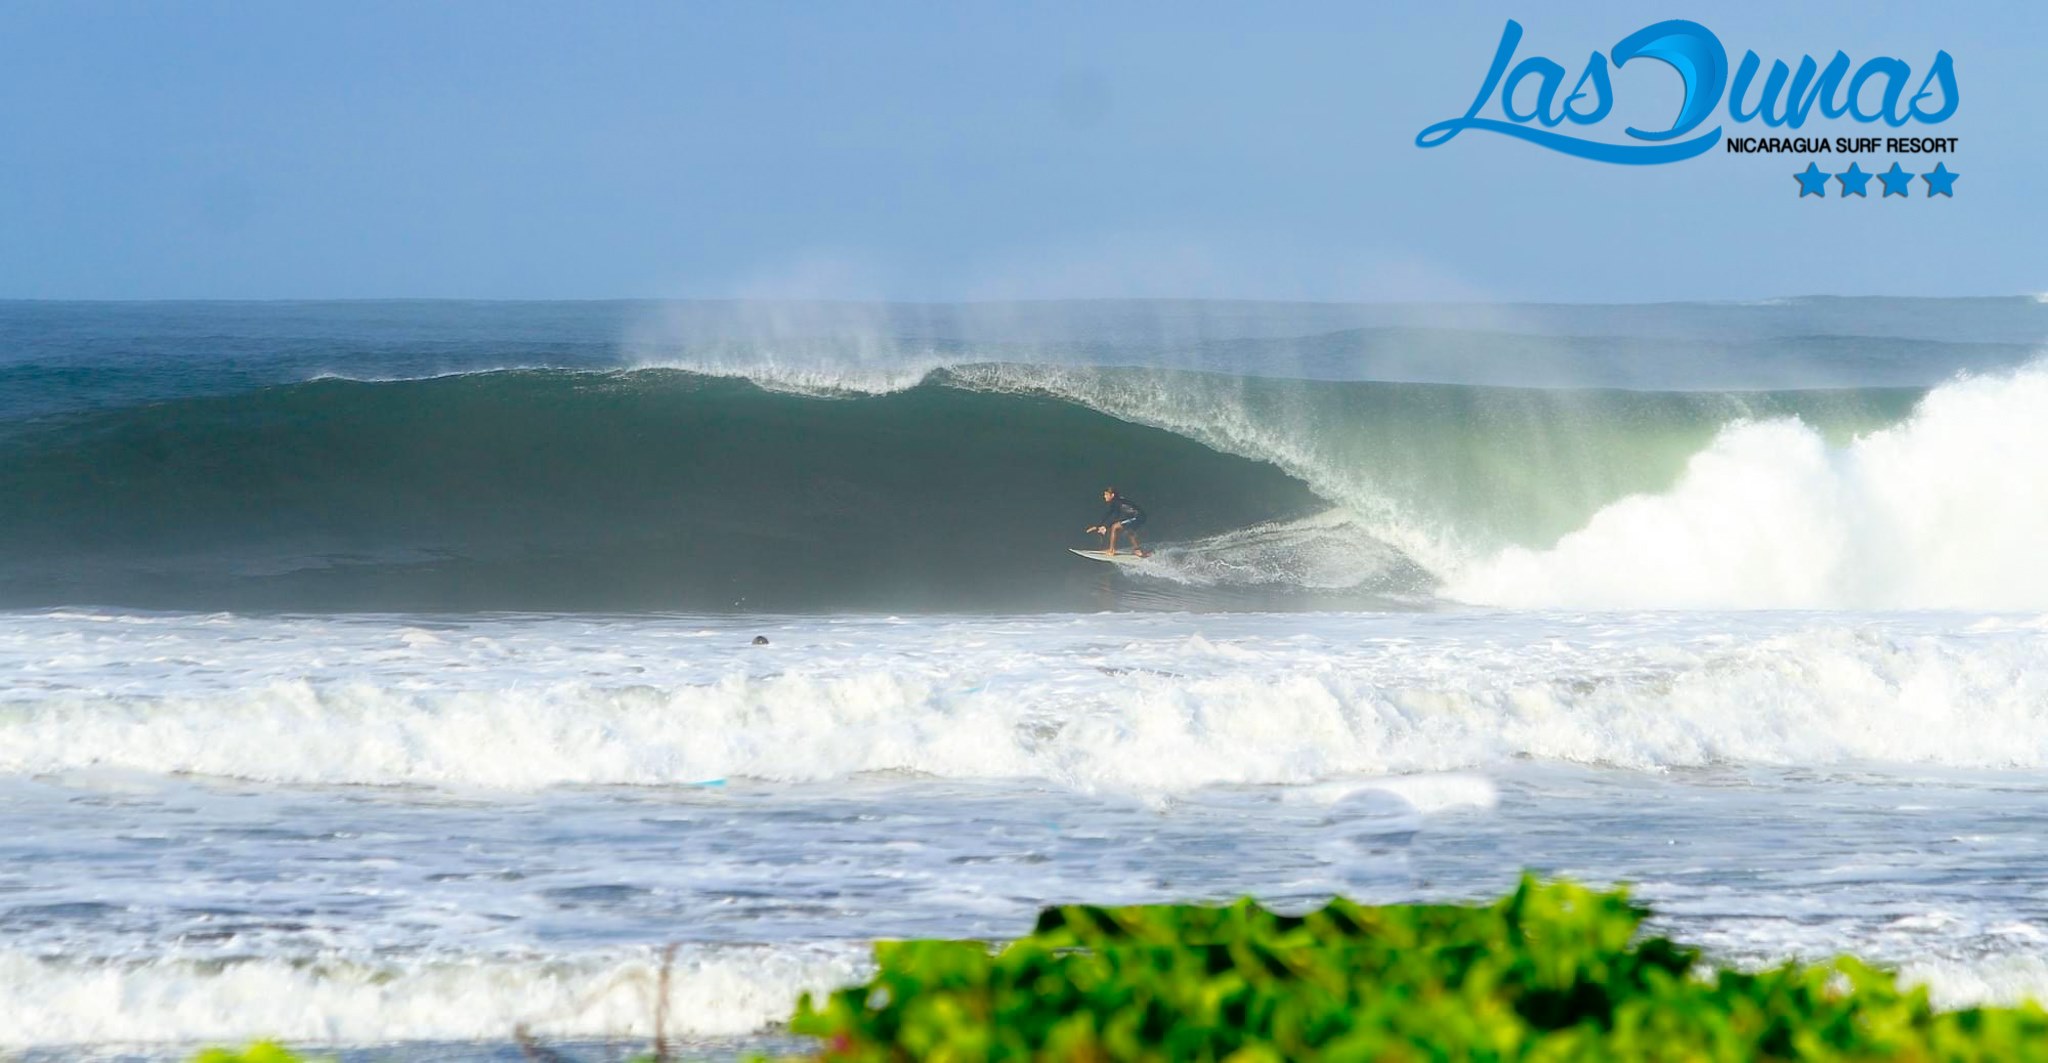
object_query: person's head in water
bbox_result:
[1102,487,1116,502]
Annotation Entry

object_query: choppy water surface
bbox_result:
[6,298,2048,1056]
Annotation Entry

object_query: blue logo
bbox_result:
[1416,20,1957,165]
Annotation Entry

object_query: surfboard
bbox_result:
[1068,548,1152,565]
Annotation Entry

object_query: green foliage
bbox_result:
[789,876,2048,1062]
[192,1044,310,1063]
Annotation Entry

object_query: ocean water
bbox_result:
[2,298,2047,1057]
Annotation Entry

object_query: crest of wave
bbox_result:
[620,300,953,396]
[1448,361,2048,609]
[627,347,950,397]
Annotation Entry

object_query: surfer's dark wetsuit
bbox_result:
[1101,493,1146,533]
[1091,489,1150,556]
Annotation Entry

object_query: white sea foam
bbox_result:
[1137,510,1431,593]
[1449,365,2048,609]
[0,946,863,1047]
[6,611,2048,789]
[1900,956,2048,1010]
[3,937,2043,1047]
[2,921,2042,1047]
[5,611,2048,1049]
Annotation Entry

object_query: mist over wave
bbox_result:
[1447,364,2048,609]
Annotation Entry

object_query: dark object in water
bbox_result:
[752,635,770,645]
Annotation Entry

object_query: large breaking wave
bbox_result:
[5,353,2045,610]
[1450,367,2048,608]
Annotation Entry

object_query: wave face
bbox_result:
[0,369,1327,611]
[0,362,1931,612]
[4,298,2044,611]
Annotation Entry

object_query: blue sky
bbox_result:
[0,1,2038,301]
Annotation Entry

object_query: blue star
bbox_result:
[1878,162,1914,197]
[1835,163,1873,197]
[1922,162,1959,197]
[1795,162,1830,197]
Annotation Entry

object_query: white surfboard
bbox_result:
[1068,548,1152,565]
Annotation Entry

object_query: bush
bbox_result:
[790,876,2048,1062]
[192,1045,310,1063]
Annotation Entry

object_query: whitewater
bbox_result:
[4,298,2048,1057]
[9,610,2048,787]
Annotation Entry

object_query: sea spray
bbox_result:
[1448,363,2048,608]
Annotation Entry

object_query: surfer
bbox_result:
[1087,487,1151,557]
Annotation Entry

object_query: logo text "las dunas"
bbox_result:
[1415,20,1956,165]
